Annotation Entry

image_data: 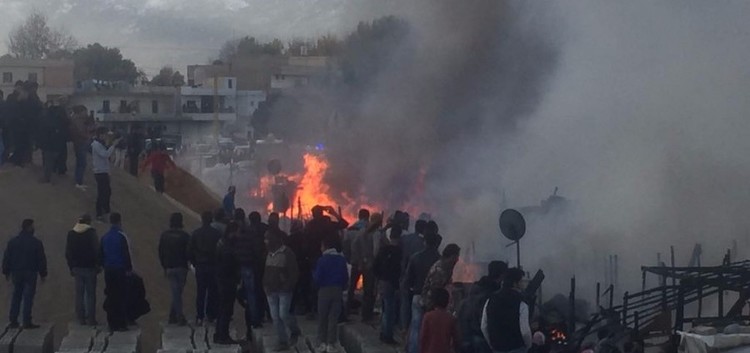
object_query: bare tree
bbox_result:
[8,11,78,59]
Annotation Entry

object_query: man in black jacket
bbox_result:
[66,214,100,326]
[404,231,442,353]
[373,229,403,344]
[215,222,241,344]
[126,124,145,177]
[38,104,68,183]
[458,261,507,353]
[482,268,532,353]
[159,213,191,326]
[189,211,222,325]
[236,211,261,333]
[2,219,47,329]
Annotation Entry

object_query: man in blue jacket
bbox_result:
[313,236,349,353]
[100,213,133,332]
[2,219,47,329]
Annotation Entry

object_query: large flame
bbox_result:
[453,259,482,283]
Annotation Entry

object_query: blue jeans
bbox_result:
[195,265,218,321]
[74,144,87,186]
[9,271,38,325]
[167,268,188,322]
[380,281,397,340]
[241,267,259,327]
[267,292,300,345]
[408,295,424,353]
[72,268,98,324]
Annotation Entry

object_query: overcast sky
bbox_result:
[0,0,393,75]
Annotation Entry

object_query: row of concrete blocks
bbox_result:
[157,324,240,353]
[250,328,315,353]
[0,323,54,353]
[338,323,399,353]
[57,323,141,353]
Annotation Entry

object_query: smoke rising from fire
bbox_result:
[272,0,750,296]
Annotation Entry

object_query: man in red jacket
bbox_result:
[141,142,175,193]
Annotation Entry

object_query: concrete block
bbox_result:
[0,328,21,353]
[207,346,241,353]
[90,333,108,353]
[13,324,54,353]
[691,326,718,336]
[192,328,209,351]
[106,330,141,353]
[162,340,193,351]
[58,334,93,352]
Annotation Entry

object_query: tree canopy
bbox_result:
[150,66,185,86]
[73,43,140,83]
[8,11,78,59]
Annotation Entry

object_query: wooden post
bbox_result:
[622,291,629,325]
[642,271,647,291]
[615,254,619,290]
[675,282,685,331]
[669,246,677,286]
[719,273,725,317]
[609,284,614,309]
[634,311,640,333]
[596,282,601,308]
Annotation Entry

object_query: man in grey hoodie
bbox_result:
[65,214,100,326]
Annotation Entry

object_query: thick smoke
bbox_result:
[291,0,750,297]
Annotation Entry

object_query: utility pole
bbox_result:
[213,74,219,144]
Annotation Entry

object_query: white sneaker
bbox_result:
[326,344,340,353]
[75,184,88,191]
[316,343,327,352]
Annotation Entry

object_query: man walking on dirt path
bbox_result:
[69,106,94,189]
[2,219,47,329]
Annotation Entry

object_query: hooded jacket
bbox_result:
[263,245,299,293]
[100,226,133,271]
[66,223,99,270]
[314,248,349,288]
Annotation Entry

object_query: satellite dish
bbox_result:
[499,209,526,241]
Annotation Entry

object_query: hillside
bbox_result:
[0,160,218,353]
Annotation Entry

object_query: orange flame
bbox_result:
[453,259,481,283]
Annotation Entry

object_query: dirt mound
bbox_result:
[138,166,221,216]
[0,161,211,353]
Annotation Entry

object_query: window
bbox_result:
[27,73,38,82]
[228,79,233,89]
[119,100,128,113]
[2,72,11,83]
[102,100,111,113]
[152,100,158,114]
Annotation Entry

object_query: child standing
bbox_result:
[420,288,460,353]
[313,236,349,353]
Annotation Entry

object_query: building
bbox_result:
[0,57,74,101]
[270,56,337,91]
[70,77,265,144]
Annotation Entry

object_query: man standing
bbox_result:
[38,103,68,183]
[215,222,240,344]
[482,268,532,353]
[66,214,100,326]
[126,124,145,177]
[189,211,222,325]
[400,219,426,329]
[100,213,133,332]
[458,261,507,353]
[404,232,442,353]
[92,127,121,222]
[373,228,403,344]
[223,186,236,215]
[263,228,301,351]
[2,219,47,329]
[69,106,94,189]
[159,213,191,326]
[344,209,369,313]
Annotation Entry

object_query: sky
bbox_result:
[0,0,391,75]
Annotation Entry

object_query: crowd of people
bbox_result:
[0,82,589,353]
[2,198,560,353]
